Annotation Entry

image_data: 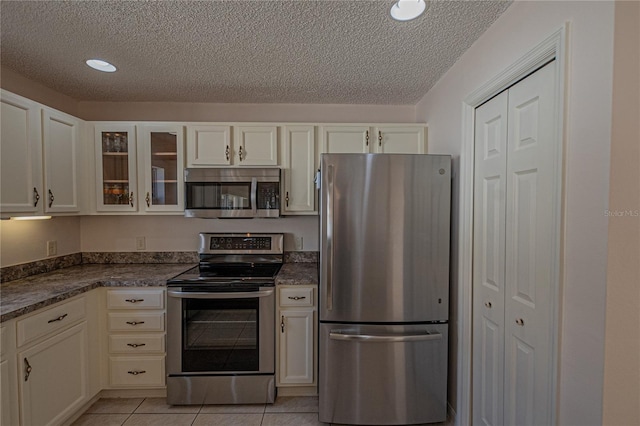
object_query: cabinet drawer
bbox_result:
[109,334,165,354]
[279,287,314,307]
[109,356,165,387]
[108,312,165,332]
[17,297,86,347]
[107,289,164,310]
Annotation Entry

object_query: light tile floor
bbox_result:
[72,396,451,426]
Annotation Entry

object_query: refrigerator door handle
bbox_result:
[329,331,442,343]
[326,164,334,311]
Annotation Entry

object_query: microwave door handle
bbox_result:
[251,177,258,215]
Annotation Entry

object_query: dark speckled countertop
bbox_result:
[1,262,318,323]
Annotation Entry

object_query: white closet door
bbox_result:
[472,90,508,426]
[503,61,556,426]
[472,61,558,426]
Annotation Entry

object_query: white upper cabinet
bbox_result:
[282,125,316,214]
[186,124,278,167]
[42,109,81,213]
[94,124,138,212]
[320,124,427,160]
[138,124,185,212]
[0,91,43,215]
[186,125,231,166]
[374,126,425,154]
[320,125,370,155]
[1,90,84,217]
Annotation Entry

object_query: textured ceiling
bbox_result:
[1,0,512,105]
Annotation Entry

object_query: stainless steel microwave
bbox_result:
[184,168,281,218]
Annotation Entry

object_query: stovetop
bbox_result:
[167,263,282,285]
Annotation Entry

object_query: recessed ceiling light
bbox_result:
[85,59,117,73]
[390,0,428,21]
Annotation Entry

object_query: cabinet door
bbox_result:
[374,126,426,154]
[0,91,43,214]
[282,126,316,214]
[42,109,81,213]
[138,125,184,212]
[186,125,231,166]
[235,125,278,165]
[95,124,138,212]
[278,309,314,385]
[320,126,371,156]
[19,322,88,426]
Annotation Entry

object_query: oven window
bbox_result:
[186,182,251,210]
[182,298,259,372]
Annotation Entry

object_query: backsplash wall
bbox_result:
[80,215,319,253]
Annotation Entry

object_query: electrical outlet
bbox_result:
[136,236,146,250]
[294,236,303,250]
[46,240,57,257]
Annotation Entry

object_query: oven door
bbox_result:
[166,286,275,376]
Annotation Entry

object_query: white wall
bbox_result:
[415,1,616,424]
[0,217,81,267]
[80,215,318,253]
[602,2,640,425]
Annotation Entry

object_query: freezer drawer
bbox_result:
[319,323,448,425]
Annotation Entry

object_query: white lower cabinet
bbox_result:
[276,286,317,391]
[105,288,166,389]
[13,295,91,426]
[0,322,19,426]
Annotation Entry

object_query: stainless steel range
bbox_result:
[166,233,283,405]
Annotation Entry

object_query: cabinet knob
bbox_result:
[239,146,244,161]
[145,192,150,207]
[48,189,55,208]
[515,318,525,326]
[225,145,230,161]
[365,130,369,146]
[484,301,492,308]
[129,192,134,207]
[285,192,290,207]
[378,131,382,147]
[33,187,40,207]
[281,315,285,333]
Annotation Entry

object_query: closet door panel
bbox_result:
[504,61,557,426]
[472,91,508,426]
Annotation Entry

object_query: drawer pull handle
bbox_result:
[126,321,145,326]
[127,343,146,348]
[48,313,68,323]
[24,358,32,382]
[125,299,145,303]
[287,296,306,300]
[127,370,146,376]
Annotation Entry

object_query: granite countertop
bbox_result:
[275,262,318,286]
[0,263,194,322]
[0,262,318,323]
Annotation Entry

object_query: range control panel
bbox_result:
[209,236,271,250]
[199,233,283,254]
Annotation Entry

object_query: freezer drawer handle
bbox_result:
[329,331,442,343]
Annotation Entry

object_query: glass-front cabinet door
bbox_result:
[94,124,138,212]
[138,125,184,212]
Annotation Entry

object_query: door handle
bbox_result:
[325,164,334,311]
[48,189,55,208]
[167,289,274,299]
[33,187,40,207]
[329,331,442,343]
[24,357,32,382]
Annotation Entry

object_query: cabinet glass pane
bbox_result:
[101,131,130,205]
[150,132,178,206]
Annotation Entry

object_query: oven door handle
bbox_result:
[167,289,274,299]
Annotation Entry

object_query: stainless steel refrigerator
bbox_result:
[319,153,451,425]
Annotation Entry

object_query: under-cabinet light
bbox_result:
[9,216,52,221]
